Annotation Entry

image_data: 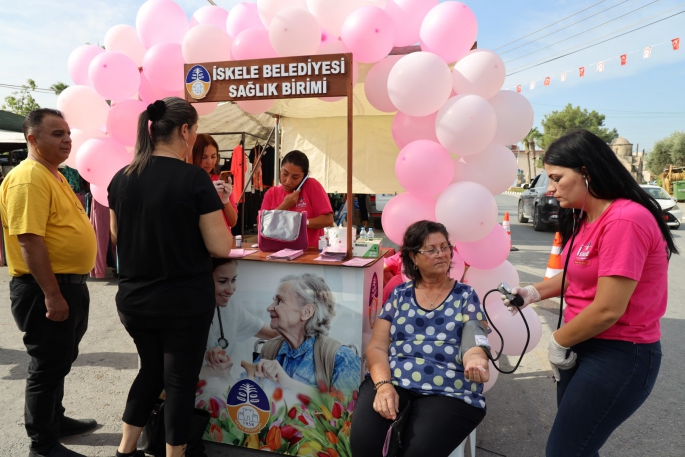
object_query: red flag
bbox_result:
[620,54,627,66]
[544,77,551,86]
[579,67,585,77]
[673,38,680,50]
[516,85,521,93]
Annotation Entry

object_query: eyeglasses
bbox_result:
[417,244,453,258]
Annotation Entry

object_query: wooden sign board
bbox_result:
[183,53,352,103]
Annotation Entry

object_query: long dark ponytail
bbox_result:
[126,97,198,176]
[543,130,678,258]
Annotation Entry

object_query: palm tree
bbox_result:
[521,128,542,182]
[50,81,69,95]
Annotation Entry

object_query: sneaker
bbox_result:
[58,417,98,437]
[28,442,87,457]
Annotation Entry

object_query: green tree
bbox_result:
[2,79,41,116]
[646,131,685,175]
[539,104,618,149]
[49,81,69,95]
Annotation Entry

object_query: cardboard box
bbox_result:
[353,238,383,258]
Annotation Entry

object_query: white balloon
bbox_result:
[387,52,452,117]
[463,261,519,310]
[435,94,497,156]
[182,24,232,63]
[104,25,146,67]
[436,181,498,243]
[364,56,402,112]
[453,143,519,195]
[257,0,307,27]
[306,0,366,37]
[452,49,506,100]
[269,7,321,57]
[489,91,535,145]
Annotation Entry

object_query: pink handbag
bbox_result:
[258,210,309,252]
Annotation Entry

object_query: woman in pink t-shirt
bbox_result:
[260,150,333,247]
[192,134,238,228]
[502,130,678,456]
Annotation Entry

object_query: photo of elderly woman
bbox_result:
[250,274,362,394]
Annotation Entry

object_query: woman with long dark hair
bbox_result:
[502,129,677,456]
[108,97,233,457]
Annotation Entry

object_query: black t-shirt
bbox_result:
[108,156,224,317]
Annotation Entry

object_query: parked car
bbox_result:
[641,185,682,229]
[518,170,559,231]
[368,194,393,214]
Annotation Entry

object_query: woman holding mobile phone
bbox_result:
[192,134,238,228]
[260,150,334,247]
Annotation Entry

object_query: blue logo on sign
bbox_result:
[185,65,211,100]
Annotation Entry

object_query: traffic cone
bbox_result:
[502,212,518,251]
[544,232,564,280]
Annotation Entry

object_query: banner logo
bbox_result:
[226,380,270,434]
[186,65,211,100]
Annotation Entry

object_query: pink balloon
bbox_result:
[76,137,132,186]
[269,7,321,57]
[258,0,307,28]
[57,86,110,132]
[66,129,106,169]
[307,0,366,37]
[455,223,509,270]
[136,0,189,49]
[391,111,439,149]
[231,28,278,61]
[138,72,182,105]
[67,45,105,86]
[190,5,229,29]
[237,99,275,114]
[489,91,535,146]
[341,6,395,64]
[449,248,466,282]
[317,42,359,102]
[453,143,519,195]
[436,181,497,243]
[88,52,140,102]
[395,140,453,197]
[364,55,402,112]
[452,50,506,100]
[194,102,219,116]
[320,30,338,47]
[106,100,146,147]
[482,360,499,393]
[463,260,519,310]
[143,43,184,92]
[435,94,497,156]
[90,184,109,208]
[104,25,146,67]
[420,2,477,64]
[387,52,452,117]
[488,305,542,356]
[381,193,436,246]
[182,24,232,63]
[386,0,438,47]
[226,2,264,38]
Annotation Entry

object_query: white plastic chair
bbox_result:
[449,428,476,457]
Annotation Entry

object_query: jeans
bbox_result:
[118,309,213,446]
[9,280,90,453]
[350,376,485,457]
[546,338,662,457]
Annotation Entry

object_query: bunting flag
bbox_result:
[516,85,522,93]
[544,76,551,86]
[530,81,536,90]
[597,61,605,72]
[643,46,652,58]
[579,66,585,77]
[673,38,681,50]
[620,54,627,66]
[561,72,567,82]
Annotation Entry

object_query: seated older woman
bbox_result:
[350,220,491,457]
[254,274,361,393]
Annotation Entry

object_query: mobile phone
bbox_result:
[219,170,233,184]
[295,174,309,191]
[497,282,524,307]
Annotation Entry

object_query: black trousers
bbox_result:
[118,309,213,446]
[350,377,486,457]
[9,280,90,453]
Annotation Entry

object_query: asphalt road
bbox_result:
[0,193,682,457]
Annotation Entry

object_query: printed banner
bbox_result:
[195,260,381,456]
[620,54,627,66]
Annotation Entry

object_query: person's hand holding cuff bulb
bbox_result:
[501,285,541,315]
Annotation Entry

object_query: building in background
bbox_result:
[610,137,644,183]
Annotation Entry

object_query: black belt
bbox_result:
[13,274,88,285]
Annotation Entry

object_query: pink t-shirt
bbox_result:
[261,177,333,247]
[562,198,669,344]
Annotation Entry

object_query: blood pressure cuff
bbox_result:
[457,320,492,365]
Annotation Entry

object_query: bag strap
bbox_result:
[260,336,286,360]
[314,336,342,390]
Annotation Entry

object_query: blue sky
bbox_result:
[1,0,684,149]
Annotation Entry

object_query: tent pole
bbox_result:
[274,115,280,186]
[346,53,354,259]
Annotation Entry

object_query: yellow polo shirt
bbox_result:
[0,159,96,276]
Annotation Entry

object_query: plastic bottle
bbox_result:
[367,227,375,239]
[359,227,367,240]
[235,235,242,248]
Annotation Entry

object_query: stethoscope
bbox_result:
[216,307,229,349]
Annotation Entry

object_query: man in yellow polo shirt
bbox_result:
[0,109,97,457]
